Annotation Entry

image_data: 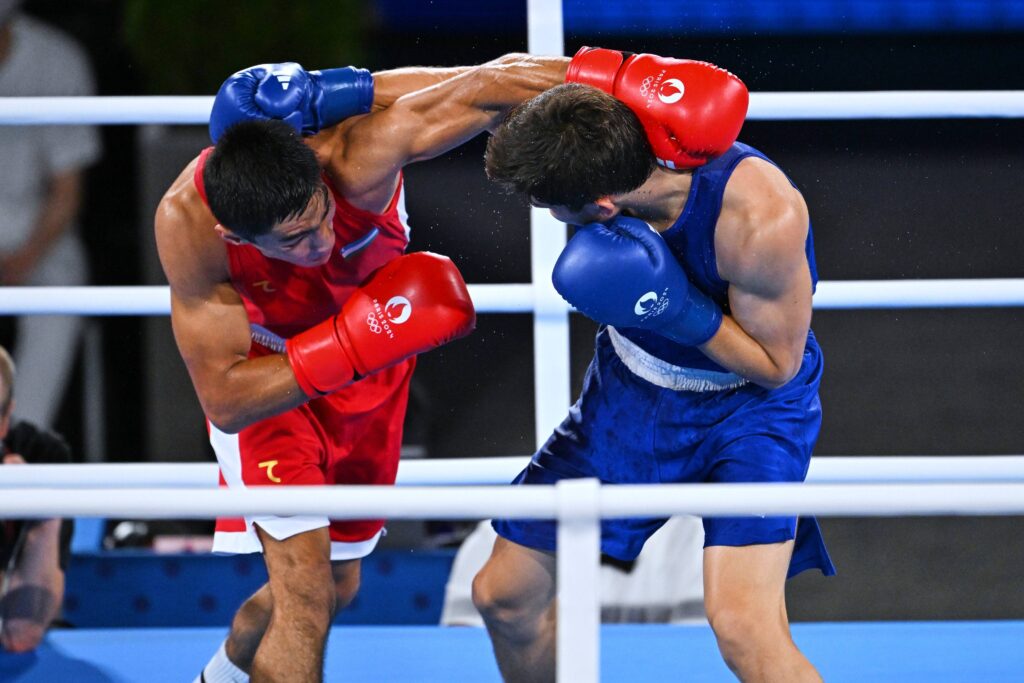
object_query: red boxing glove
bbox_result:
[285,252,476,397]
[566,46,749,169]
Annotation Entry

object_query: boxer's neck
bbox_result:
[617,167,693,232]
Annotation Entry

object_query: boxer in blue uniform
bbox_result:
[475,49,833,683]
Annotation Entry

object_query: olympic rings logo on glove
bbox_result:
[639,76,655,96]
[366,312,382,334]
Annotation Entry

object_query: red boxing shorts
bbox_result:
[210,357,415,561]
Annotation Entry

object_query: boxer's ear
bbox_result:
[214,224,246,245]
[591,197,618,220]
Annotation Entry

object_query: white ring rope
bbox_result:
[0,481,1022,519]
[0,285,535,315]
[2,456,1022,489]
[1,91,1023,125]
[3,279,1024,315]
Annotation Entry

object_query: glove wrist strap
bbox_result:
[312,67,374,130]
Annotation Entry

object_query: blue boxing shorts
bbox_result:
[493,326,835,578]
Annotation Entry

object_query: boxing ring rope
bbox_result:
[2,455,1024,489]
[3,278,1024,315]
[3,481,1024,521]
[1,91,1024,124]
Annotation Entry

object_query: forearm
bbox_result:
[475,56,569,111]
[197,354,310,434]
[370,66,472,111]
[370,53,554,111]
[405,56,569,155]
[699,316,804,389]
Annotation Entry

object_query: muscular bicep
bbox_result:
[704,161,814,386]
[167,277,306,432]
[727,252,812,363]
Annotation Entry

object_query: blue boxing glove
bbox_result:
[209,62,374,142]
[553,217,723,346]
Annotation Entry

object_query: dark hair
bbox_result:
[203,120,322,240]
[485,83,656,211]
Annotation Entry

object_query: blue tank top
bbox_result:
[617,142,820,372]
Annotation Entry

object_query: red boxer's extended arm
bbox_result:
[323,54,569,213]
[368,53,544,111]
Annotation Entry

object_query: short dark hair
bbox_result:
[203,120,322,240]
[485,84,656,211]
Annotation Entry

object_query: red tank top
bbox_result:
[194,147,413,410]
[194,147,410,339]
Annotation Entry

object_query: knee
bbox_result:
[471,565,535,630]
[708,605,754,652]
[706,602,779,664]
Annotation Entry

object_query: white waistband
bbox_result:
[250,324,286,353]
[607,326,748,392]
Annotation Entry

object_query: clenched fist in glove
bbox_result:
[209,62,373,142]
[286,252,476,397]
[566,47,748,169]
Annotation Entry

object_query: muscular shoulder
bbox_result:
[154,157,231,298]
[715,156,809,290]
[317,113,403,212]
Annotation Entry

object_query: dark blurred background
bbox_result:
[7,0,1024,622]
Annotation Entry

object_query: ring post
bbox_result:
[527,0,571,450]
[556,478,601,683]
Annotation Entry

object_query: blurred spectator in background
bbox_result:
[0,0,100,428]
[442,516,706,626]
[0,345,73,652]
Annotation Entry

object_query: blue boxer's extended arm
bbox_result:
[209,62,373,142]
[552,216,722,346]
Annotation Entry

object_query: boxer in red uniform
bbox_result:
[155,56,568,683]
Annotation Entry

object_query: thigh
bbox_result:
[702,433,807,549]
[210,407,331,552]
[321,369,413,488]
[701,433,835,579]
[320,371,414,546]
[495,334,667,561]
[221,406,327,489]
[703,541,794,617]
